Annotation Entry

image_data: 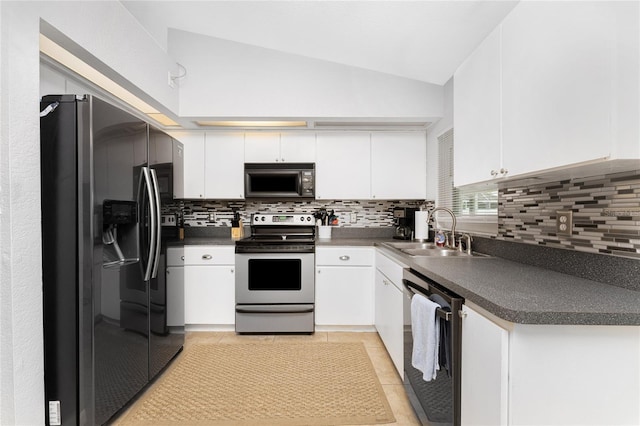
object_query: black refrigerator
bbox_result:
[40,95,184,425]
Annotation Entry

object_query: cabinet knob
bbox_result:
[202,254,212,260]
[181,256,185,260]
[458,310,467,319]
[230,269,234,273]
[339,255,350,261]
[490,170,498,177]
[500,168,508,176]
[281,158,285,162]
[317,269,321,274]
[275,158,279,162]
[383,279,389,286]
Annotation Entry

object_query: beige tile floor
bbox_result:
[114,331,420,425]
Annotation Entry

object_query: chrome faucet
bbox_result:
[427,207,457,249]
[459,233,473,255]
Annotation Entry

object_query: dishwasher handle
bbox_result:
[403,269,463,323]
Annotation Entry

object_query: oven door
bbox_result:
[235,252,315,304]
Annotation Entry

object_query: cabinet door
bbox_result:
[172,140,185,199]
[279,132,316,163]
[371,132,426,199]
[374,269,404,376]
[501,2,613,177]
[204,132,245,199]
[184,265,235,324]
[453,26,502,186]
[244,132,281,163]
[461,304,508,426]
[316,132,371,200]
[166,266,184,327]
[170,131,205,199]
[315,266,374,325]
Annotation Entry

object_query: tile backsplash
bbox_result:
[498,169,640,259]
[164,200,434,228]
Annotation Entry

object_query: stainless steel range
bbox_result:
[235,213,316,333]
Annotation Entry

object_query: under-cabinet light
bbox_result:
[196,120,308,128]
[39,34,180,127]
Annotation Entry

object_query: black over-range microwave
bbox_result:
[244,163,315,199]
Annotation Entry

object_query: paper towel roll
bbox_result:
[414,211,430,241]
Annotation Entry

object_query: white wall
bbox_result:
[0,2,177,424]
[425,77,453,201]
[169,29,444,120]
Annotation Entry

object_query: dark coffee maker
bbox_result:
[392,207,418,240]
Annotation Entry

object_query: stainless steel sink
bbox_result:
[383,242,440,250]
[401,248,470,257]
[380,241,490,258]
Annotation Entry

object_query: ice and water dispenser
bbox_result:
[102,200,139,267]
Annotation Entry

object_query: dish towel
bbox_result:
[411,293,441,381]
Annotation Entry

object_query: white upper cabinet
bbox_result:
[244,132,280,163]
[169,131,205,199]
[454,1,639,187]
[501,1,615,176]
[371,132,427,199]
[454,27,502,187]
[316,132,371,200]
[204,132,245,199]
[279,132,316,163]
[245,132,316,163]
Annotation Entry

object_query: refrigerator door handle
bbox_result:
[142,166,157,281]
[149,168,162,279]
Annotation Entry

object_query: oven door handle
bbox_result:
[236,304,314,314]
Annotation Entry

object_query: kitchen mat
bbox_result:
[117,342,396,425]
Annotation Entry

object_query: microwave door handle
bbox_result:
[142,167,157,281]
[150,168,162,279]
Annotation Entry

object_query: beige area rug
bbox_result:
[119,342,396,425]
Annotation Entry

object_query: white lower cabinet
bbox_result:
[183,246,235,325]
[374,270,404,376]
[315,247,374,326]
[374,250,407,377]
[461,304,509,426]
[166,246,185,327]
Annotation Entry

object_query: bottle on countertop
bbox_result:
[178,211,184,240]
[435,229,446,247]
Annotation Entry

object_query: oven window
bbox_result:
[249,173,299,194]
[248,259,301,291]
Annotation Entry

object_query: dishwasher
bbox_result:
[403,268,463,426]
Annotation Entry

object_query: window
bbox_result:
[437,129,498,234]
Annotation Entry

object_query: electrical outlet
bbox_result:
[556,210,573,235]
[350,212,357,223]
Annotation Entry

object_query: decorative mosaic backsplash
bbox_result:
[498,169,640,259]
[164,200,434,228]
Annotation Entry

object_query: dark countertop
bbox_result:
[181,237,237,246]
[177,232,640,326]
[376,246,640,326]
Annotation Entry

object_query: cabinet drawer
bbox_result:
[316,247,374,266]
[167,246,185,267]
[184,246,235,265]
[375,250,407,288]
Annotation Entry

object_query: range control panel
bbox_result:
[251,213,314,226]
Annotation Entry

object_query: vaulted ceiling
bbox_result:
[122,1,518,85]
